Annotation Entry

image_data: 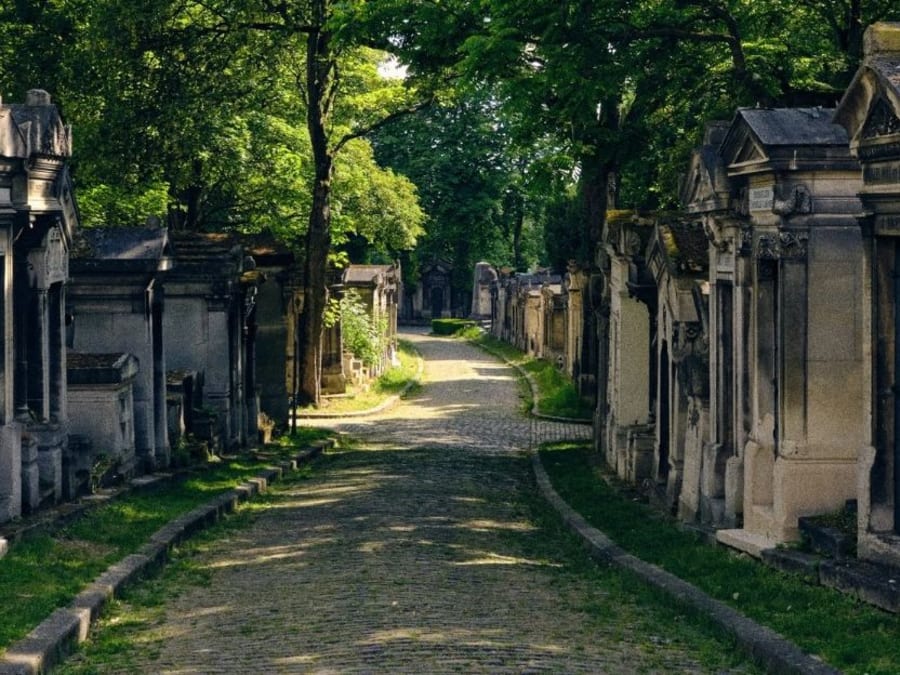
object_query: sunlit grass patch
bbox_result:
[296,340,421,415]
[0,453,314,650]
[540,442,900,675]
[468,334,592,420]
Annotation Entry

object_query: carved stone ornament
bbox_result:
[772,184,812,216]
[753,230,808,262]
[739,224,753,257]
[624,229,642,257]
[778,230,809,260]
[862,98,900,140]
[671,321,710,400]
[588,272,608,312]
[756,234,780,261]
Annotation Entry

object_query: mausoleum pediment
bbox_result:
[834,40,900,151]
[0,90,71,160]
[682,145,729,212]
[721,108,849,176]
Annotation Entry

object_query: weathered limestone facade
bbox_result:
[489,271,562,358]
[835,22,900,566]
[712,108,865,554]
[682,123,747,530]
[602,217,656,482]
[0,90,76,519]
[563,263,587,382]
[164,232,258,451]
[471,262,496,318]
[66,352,139,488]
[68,226,172,471]
[244,237,303,427]
[413,259,453,320]
[646,219,710,519]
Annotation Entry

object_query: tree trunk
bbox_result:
[296,0,335,407]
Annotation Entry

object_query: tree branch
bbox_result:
[334,97,436,154]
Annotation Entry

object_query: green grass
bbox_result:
[540,442,900,675]
[431,317,477,335]
[0,434,326,652]
[297,340,421,415]
[468,333,593,420]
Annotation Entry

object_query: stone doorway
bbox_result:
[873,237,900,534]
[657,341,671,486]
[431,285,444,319]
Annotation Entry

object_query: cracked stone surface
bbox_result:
[65,331,750,674]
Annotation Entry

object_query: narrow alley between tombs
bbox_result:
[58,332,754,674]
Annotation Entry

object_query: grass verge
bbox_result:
[540,442,900,675]
[0,431,330,652]
[465,331,593,420]
[296,340,421,415]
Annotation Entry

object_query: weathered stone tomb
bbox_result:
[68,225,173,472]
[834,21,900,566]
[0,90,76,519]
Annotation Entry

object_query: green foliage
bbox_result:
[472,333,591,419]
[78,182,170,228]
[374,341,421,394]
[431,318,477,336]
[523,360,593,420]
[339,289,385,367]
[295,340,420,414]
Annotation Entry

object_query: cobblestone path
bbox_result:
[65,332,750,674]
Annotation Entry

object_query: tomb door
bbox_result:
[717,282,735,454]
[872,239,900,532]
[431,285,444,318]
[657,341,671,484]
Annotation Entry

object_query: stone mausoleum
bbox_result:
[0,90,77,519]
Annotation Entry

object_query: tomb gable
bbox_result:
[834,23,900,150]
[721,107,852,176]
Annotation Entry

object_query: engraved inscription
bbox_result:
[748,186,773,212]
[863,161,900,185]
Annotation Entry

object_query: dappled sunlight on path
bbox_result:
[68,331,743,674]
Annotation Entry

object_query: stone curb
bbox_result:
[0,441,331,675]
[470,339,592,425]
[531,452,841,675]
[294,349,425,420]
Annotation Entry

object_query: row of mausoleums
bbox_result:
[481,23,900,568]
[0,90,400,524]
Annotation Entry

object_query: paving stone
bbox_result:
[69,331,747,674]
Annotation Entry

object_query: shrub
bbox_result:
[339,289,385,367]
[431,318,477,335]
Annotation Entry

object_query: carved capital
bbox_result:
[755,234,780,261]
[778,230,809,260]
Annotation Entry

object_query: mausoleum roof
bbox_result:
[168,231,244,280]
[75,226,170,261]
[656,220,709,276]
[67,352,139,385]
[0,90,71,159]
[344,264,396,285]
[735,107,849,147]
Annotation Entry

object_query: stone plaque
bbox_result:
[863,161,900,185]
[748,186,773,212]
[46,227,67,284]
